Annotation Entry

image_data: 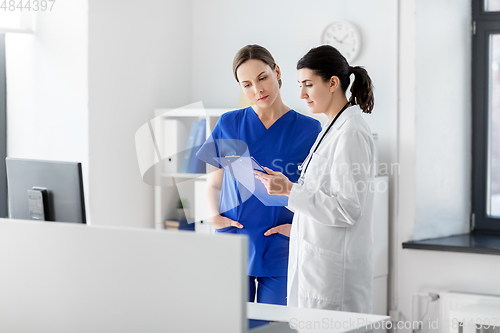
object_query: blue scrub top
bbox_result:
[196,107,321,277]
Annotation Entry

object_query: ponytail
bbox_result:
[348,66,374,114]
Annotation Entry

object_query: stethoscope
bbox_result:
[297,101,352,186]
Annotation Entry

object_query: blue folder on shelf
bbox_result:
[215,155,288,207]
[188,119,206,173]
[179,121,199,173]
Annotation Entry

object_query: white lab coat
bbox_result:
[286,106,375,313]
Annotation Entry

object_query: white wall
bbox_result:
[395,0,417,319]
[394,1,497,332]
[6,0,192,228]
[87,0,192,227]
[6,1,89,190]
[191,0,398,170]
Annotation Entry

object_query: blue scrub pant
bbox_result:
[248,276,287,304]
[248,276,287,329]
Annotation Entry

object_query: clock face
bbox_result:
[321,21,361,62]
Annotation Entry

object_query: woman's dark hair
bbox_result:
[297,45,374,114]
[233,44,282,88]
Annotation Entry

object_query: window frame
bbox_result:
[472,0,500,233]
[0,34,7,218]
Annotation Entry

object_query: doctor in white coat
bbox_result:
[254,45,376,313]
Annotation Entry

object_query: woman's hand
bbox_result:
[264,223,292,237]
[209,214,244,230]
[253,167,293,197]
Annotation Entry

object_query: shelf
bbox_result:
[161,173,208,180]
[154,108,227,234]
[154,108,227,118]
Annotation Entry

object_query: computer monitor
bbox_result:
[5,158,86,224]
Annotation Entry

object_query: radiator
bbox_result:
[439,292,500,333]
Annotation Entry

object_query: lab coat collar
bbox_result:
[327,105,361,132]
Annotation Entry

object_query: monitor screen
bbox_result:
[5,158,86,224]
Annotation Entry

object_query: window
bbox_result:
[0,34,6,218]
[472,0,500,232]
[486,0,500,12]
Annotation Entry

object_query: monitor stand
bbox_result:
[27,187,50,221]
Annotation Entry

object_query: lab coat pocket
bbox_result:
[298,238,344,306]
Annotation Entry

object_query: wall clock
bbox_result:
[321,21,361,62]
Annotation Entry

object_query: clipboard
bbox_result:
[218,155,268,173]
[215,156,288,207]
[251,156,269,174]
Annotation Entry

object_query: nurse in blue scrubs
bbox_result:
[196,45,321,307]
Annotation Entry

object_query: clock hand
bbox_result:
[340,34,349,42]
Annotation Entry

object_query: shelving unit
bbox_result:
[152,107,228,233]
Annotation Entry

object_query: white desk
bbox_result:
[0,219,248,333]
[0,218,390,333]
[248,302,390,333]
